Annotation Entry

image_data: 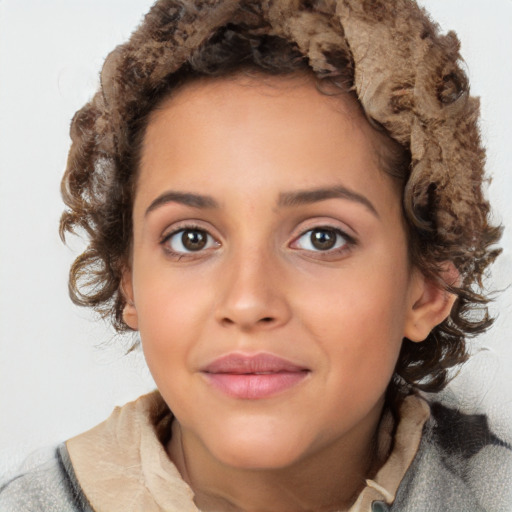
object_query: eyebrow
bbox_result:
[144,185,379,218]
[145,191,219,216]
[278,186,379,218]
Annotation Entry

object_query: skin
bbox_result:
[122,75,454,512]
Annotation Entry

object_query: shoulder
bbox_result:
[0,444,92,512]
[392,399,512,512]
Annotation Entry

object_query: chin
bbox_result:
[206,424,312,470]
[217,444,303,471]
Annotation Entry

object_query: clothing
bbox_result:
[1,391,511,512]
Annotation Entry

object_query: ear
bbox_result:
[121,266,139,330]
[404,263,459,342]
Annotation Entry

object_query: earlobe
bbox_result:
[121,268,139,330]
[404,264,458,342]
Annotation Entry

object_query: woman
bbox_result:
[1,1,510,510]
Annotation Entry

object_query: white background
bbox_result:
[1,1,511,474]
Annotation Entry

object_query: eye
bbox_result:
[293,227,349,252]
[162,228,218,254]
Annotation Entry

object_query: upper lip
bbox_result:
[201,353,309,374]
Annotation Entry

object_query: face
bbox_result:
[123,75,428,471]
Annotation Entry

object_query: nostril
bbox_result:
[220,316,274,327]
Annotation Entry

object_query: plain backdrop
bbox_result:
[1,1,511,474]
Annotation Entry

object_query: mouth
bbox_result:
[201,353,310,400]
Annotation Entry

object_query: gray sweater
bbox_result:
[1,402,511,512]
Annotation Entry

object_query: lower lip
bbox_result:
[203,371,309,399]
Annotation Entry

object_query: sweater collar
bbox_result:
[66,391,429,512]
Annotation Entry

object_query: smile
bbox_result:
[201,353,310,400]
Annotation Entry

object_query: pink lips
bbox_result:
[201,353,310,400]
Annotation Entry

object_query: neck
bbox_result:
[168,402,385,512]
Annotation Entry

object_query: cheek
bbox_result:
[308,295,404,424]
[315,294,404,376]
[133,269,214,369]
[299,257,409,334]
[296,258,409,377]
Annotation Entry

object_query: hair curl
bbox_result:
[60,0,502,393]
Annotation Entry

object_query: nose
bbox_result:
[215,249,292,331]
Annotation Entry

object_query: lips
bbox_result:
[201,353,310,399]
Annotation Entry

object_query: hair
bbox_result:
[60,0,502,394]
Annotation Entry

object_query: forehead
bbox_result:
[135,74,402,217]
[146,74,370,146]
[143,74,389,161]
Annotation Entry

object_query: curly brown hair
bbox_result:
[60,0,502,393]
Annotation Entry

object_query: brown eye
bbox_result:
[294,227,349,252]
[182,229,207,251]
[163,228,218,254]
[310,229,337,250]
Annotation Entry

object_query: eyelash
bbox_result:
[291,226,356,260]
[160,223,219,259]
[159,224,357,260]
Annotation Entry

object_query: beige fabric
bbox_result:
[349,395,430,511]
[66,392,430,512]
[67,392,198,512]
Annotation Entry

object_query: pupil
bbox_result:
[311,229,336,250]
[182,230,207,251]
